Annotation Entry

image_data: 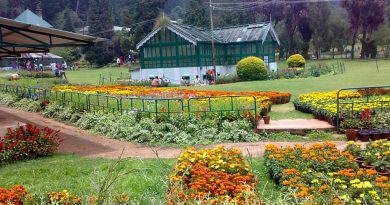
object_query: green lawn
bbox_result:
[66,67,131,85]
[192,59,390,97]
[0,155,281,204]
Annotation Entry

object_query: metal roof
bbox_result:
[137,21,280,49]
[14,9,53,28]
[0,17,104,57]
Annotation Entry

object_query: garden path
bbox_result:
[0,106,350,159]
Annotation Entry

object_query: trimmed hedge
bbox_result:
[287,54,305,68]
[236,56,268,81]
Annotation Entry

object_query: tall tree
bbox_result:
[343,0,385,59]
[130,0,167,47]
[182,0,209,28]
[283,1,309,56]
[85,0,115,67]
[309,2,331,59]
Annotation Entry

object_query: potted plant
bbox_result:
[261,108,270,124]
[341,119,360,141]
[345,141,364,165]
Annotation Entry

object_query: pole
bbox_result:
[209,0,217,84]
[376,59,379,72]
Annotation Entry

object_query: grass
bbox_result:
[0,154,282,204]
[192,59,390,97]
[66,67,131,85]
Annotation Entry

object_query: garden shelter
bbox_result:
[134,21,280,84]
[0,15,103,58]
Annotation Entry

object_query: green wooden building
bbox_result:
[134,21,280,84]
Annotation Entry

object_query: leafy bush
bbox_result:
[18,70,56,78]
[236,56,268,81]
[216,74,239,84]
[12,98,42,112]
[0,124,62,163]
[0,93,17,106]
[286,54,305,68]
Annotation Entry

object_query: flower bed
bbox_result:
[0,185,27,205]
[264,142,390,204]
[167,147,262,204]
[346,140,390,173]
[52,85,291,105]
[293,90,390,126]
[0,124,62,163]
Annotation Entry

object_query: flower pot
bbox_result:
[263,116,271,124]
[281,96,287,104]
[361,163,375,170]
[382,130,390,140]
[345,129,358,141]
[358,130,370,142]
[354,157,365,167]
[369,130,381,141]
[276,97,282,104]
[377,169,390,177]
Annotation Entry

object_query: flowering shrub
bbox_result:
[264,142,390,204]
[294,90,390,122]
[0,185,27,205]
[0,124,62,162]
[47,190,82,205]
[364,140,390,172]
[167,147,262,204]
[52,85,291,105]
[286,54,305,68]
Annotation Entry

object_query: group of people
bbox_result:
[50,62,67,79]
[116,54,138,67]
[151,76,168,87]
[20,60,44,71]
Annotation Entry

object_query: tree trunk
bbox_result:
[351,31,357,60]
[76,0,80,14]
[360,30,367,59]
[332,47,335,59]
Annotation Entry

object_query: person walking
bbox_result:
[50,62,57,77]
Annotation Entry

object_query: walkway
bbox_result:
[0,107,349,159]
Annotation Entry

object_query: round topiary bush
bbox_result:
[287,54,306,68]
[236,56,268,81]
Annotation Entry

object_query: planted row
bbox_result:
[264,142,390,204]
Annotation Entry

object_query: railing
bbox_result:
[336,85,390,130]
[0,84,263,127]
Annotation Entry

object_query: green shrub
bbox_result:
[12,98,42,112]
[236,56,268,81]
[286,54,305,68]
[0,93,17,106]
[18,70,56,78]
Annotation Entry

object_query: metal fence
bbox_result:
[336,85,390,130]
[0,84,262,125]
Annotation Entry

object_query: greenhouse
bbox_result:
[134,21,280,84]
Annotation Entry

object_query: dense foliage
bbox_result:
[0,124,62,163]
[264,142,390,204]
[236,57,268,81]
[168,147,261,204]
[286,54,306,68]
[42,103,259,145]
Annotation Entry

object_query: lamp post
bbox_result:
[209,0,217,84]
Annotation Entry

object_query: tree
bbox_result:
[328,16,349,58]
[130,0,167,47]
[309,2,331,59]
[372,25,390,58]
[183,0,209,28]
[282,1,309,56]
[343,0,385,59]
[53,7,82,32]
[85,0,115,67]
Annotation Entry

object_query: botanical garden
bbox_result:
[1,0,390,204]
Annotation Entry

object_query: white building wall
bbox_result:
[131,63,278,85]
